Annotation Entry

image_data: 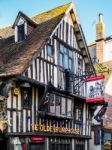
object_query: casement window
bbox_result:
[49,93,55,114]
[59,44,73,70]
[49,94,61,115]
[61,97,66,116]
[47,45,54,57]
[18,24,25,42]
[67,99,72,117]
[78,57,83,70]
[21,87,32,108]
[49,93,73,117]
[74,101,83,121]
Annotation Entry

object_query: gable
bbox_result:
[0,2,94,78]
[22,8,94,96]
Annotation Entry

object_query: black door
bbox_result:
[30,144,44,150]
[0,140,7,150]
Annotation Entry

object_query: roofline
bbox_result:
[88,36,112,47]
[31,2,72,19]
[70,8,95,74]
[12,11,37,28]
[88,42,96,47]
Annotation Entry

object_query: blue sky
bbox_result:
[0,0,112,43]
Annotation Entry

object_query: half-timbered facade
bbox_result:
[0,3,96,150]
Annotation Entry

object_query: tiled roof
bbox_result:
[88,42,96,47]
[0,3,70,77]
[32,3,71,24]
[0,26,14,39]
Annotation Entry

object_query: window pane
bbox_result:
[69,50,72,58]
[22,88,31,108]
[50,94,55,114]
[78,58,83,67]
[48,45,53,56]
[60,44,64,53]
[69,58,72,70]
[55,95,60,116]
[64,47,67,54]
[64,54,68,69]
[60,54,63,66]
[75,102,83,121]
[61,97,66,116]
[67,99,72,117]
[18,24,25,41]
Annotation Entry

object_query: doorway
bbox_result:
[0,140,7,150]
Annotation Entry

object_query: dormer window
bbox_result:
[14,11,37,43]
[18,24,25,42]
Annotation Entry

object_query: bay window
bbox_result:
[49,93,73,117]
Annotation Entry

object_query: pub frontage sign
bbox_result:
[31,124,79,135]
[85,75,105,103]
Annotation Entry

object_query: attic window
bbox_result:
[18,24,25,42]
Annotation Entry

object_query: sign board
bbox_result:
[85,75,105,103]
[31,124,79,135]
[13,88,20,96]
[31,137,45,142]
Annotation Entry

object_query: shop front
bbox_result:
[7,136,86,150]
[7,114,88,150]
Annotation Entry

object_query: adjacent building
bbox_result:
[0,3,100,150]
[88,13,112,150]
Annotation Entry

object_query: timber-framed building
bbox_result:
[0,3,97,150]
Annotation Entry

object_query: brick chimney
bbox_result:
[96,13,105,63]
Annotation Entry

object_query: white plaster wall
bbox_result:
[89,131,101,150]
[88,45,96,61]
[104,40,112,62]
[105,74,112,95]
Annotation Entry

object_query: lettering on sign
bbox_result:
[31,124,79,135]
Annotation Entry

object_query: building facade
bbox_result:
[88,13,112,150]
[0,3,97,150]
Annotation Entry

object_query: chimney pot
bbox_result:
[99,13,103,23]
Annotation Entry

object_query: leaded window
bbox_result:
[49,93,73,117]
[59,44,73,70]
[18,24,25,42]
[74,101,83,121]
[47,45,54,57]
[21,87,32,108]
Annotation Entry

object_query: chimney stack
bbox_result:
[96,13,105,63]
[99,13,103,23]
